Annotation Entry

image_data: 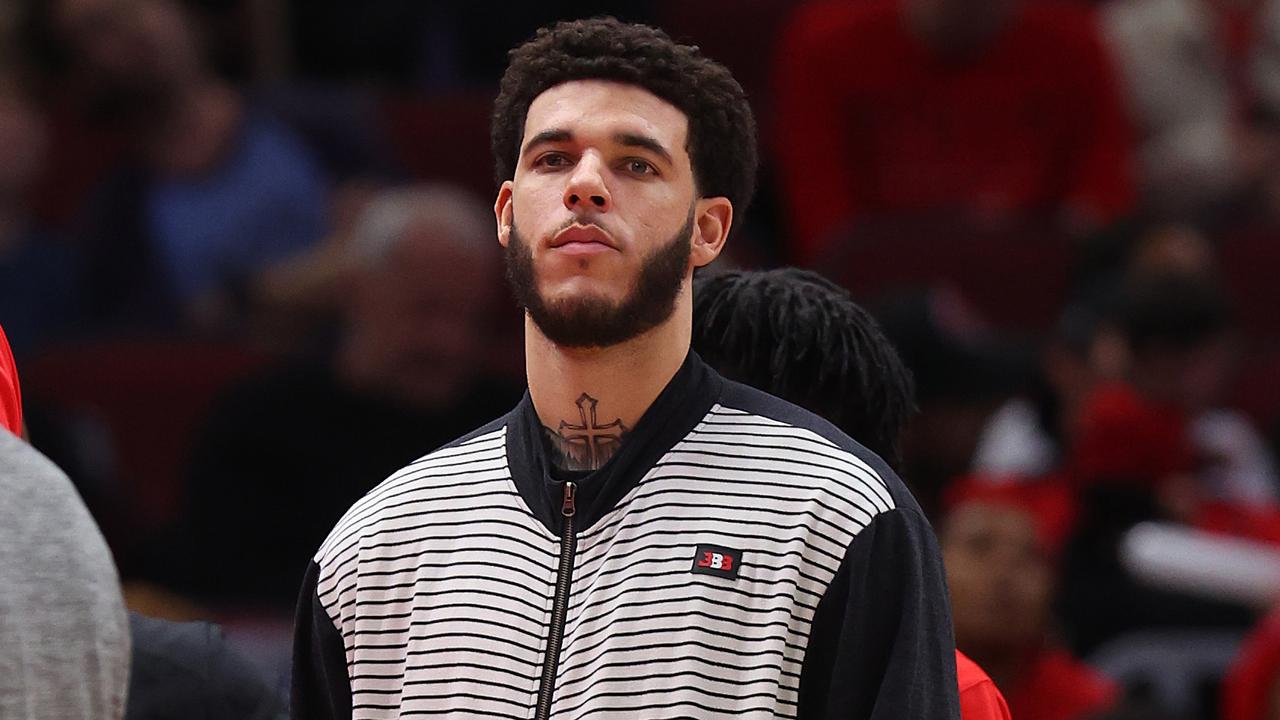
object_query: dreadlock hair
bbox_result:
[491,17,758,218]
[692,268,916,470]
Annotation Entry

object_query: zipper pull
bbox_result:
[561,481,577,518]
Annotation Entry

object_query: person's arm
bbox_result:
[291,561,352,720]
[798,507,960,719]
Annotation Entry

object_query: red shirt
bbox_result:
[775,0,1135,262]
[0,325,21,435]
[1006,648,1118,720]
[958,651,1012,720]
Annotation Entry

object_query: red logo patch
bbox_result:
[691,544,742,579]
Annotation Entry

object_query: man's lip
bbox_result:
[550,224,617,250]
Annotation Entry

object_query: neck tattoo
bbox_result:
[543,393,630,472]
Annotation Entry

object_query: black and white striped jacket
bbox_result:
[292,353,959,719]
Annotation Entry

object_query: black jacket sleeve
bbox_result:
[798,507,960,719]
[291,561,352,720]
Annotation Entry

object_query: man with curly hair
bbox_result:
[293,17,959,720]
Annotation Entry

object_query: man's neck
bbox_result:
[525,298,692,472]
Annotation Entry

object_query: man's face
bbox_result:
[496,80,701,348]
[942,503,1053,656]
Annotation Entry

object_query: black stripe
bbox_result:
[562,612,806,664]
[577,486,868,550]
[351,660,538,685]
[552,654,801,695]
[558,681,788,712]
[350,632,539,666]
[674,438,891,503]
[352,585,548,616]
[647,459,886,519]
[562,604,808,654]
[344,607,546,643]
[557,673,797,716]
[556,635,801,682]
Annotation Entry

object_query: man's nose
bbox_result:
[563,153,611,213]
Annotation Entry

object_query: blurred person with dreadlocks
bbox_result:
[693,267,1011,720]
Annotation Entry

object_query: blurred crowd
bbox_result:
[3,0,1280,719]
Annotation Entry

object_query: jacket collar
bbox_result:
[505,351,723,535]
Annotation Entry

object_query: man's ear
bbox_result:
[495,181,514,248]
[690,196,733,268]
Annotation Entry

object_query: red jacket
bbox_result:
[775,0,1135,262]
[1006,648,1118,720]
[958,651,1012,720]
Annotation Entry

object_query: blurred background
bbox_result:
[3,0,1280,718]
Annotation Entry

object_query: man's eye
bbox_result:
[625,159,656,175]
[535,154,570,168]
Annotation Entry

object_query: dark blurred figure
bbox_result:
[19,0,328,334]
[0,68,82,357]
[1114,274,1277,510]
[775,0,1135,263]
[874,287,1030,519]
[972,297,1124,479]
[1104,0,1280,221]
[147,184,520,611]
[125,613,282,720]
[942,477,1120,720]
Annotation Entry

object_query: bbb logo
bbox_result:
[691,544,742,579]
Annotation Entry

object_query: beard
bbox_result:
[504,210,693,349]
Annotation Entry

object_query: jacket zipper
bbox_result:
[535,480,577,720]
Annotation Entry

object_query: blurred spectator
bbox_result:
[0,425,132,720]
[1058,379,1260,656]
[0,70,82,356]
[875,287,1030,519]
[145,184,520,611]
[1113,273,1278,509]
[775,0,1135,263]
[1222,604,1280,720]
[942,476,1119,720]
[1103,0,1280,220]
[973,298,1123,479]
[20,0,329,334]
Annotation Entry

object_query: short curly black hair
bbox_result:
[491,17,758,218]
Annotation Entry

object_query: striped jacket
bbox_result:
[292,353,959,719]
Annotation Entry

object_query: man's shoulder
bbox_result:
[695,379,918,514]
[311,413,514,569]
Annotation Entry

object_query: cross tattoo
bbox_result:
[552,393,629,470]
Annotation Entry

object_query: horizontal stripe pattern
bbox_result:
[315,429,556,719]
[313,403,893,719]
[551,404,894,719]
